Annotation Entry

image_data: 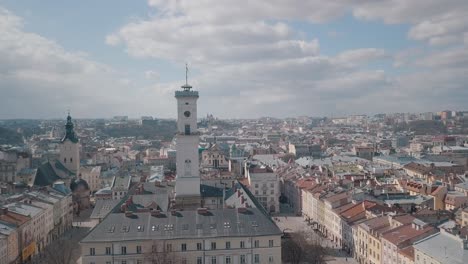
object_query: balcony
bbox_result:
[175,90,199,98]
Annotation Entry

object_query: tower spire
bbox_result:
[181,63,192,91]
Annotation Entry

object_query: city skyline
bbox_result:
[1,1,468,119]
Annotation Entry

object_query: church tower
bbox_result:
[59,113,80,175]
[174,67,201,208]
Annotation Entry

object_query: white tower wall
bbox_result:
[174,85,201,201]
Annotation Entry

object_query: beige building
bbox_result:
[80,208,282,264]
[245,166,280,213]
[201,144,229,170]
[81,166,102,193]
[0,222,19,264]
[381,220,435,264]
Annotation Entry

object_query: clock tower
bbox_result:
[174,69,201,208]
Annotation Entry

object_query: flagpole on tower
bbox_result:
[185,62,188,86]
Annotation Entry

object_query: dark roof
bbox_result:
[70,178,90,191]
[54,160,75,176]
[200,184,224,198]
[61,114,79,143]
[34,161,60,186]
[81,208,281,243]
[90,200,120,220]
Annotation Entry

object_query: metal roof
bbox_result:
[81,208,281,243]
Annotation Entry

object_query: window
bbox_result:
[269,256,274,263]
[182,258,187,264]
[211,256,217,264]
[211,242,216,250]
[226,241,231,249]
[166,243,172,252]
[254,240,259,248]
[122,261,127,264]
[89,248,95,256]
[255,184,259,188]
[137,260,143,264]
[240,241,245,248]
[197,242,202,250]
[254,254,260,263]
[181,243,187,251]
[64,158,67,163]
[240,255,246,264]
[270,190,274,195]
[121,246,126,255]
[70,158,73,162]
[106,262,111,264]
[197,257,202,264]
[225,256,231,264]
[185,124,191,135]
[270,183,274,188]
[269,239,274,247]
[136,245,142,254]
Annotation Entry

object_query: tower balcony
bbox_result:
[175,90,199,98]
[176,131,201,136]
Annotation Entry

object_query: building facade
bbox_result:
[80,208,282,264]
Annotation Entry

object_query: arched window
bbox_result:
[184,159,191,176]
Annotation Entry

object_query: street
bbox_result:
[274,216,357,264]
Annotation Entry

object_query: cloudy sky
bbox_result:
[1,0,467,119]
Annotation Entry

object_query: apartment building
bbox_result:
[245,166,280,213]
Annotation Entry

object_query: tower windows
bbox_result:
[185,124,191,135]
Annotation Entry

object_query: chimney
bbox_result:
[0,208,8,215]
[151,210,162,217]
[238,207,247,213]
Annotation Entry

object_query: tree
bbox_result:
[282,232,327,264]
[145,241,179,264]
[40,238,74,264]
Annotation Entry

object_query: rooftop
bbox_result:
[413,231,468,264]
[81,208,281,243]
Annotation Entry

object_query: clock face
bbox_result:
[184,111,191,117]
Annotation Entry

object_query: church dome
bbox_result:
[70,178,90,192]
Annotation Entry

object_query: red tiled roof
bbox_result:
[382,224,434,246]
[399,246,415,261]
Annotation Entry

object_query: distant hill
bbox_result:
[394,120,447,135]
[0,127,24,145]
[102,120,176,140]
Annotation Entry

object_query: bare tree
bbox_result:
[282,232,327,264]
[145,241,179,264]
[40,238,74,264]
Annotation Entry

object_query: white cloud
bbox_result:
[0,7,167,118]
[2,0,468,119]
[145,70,160,80]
